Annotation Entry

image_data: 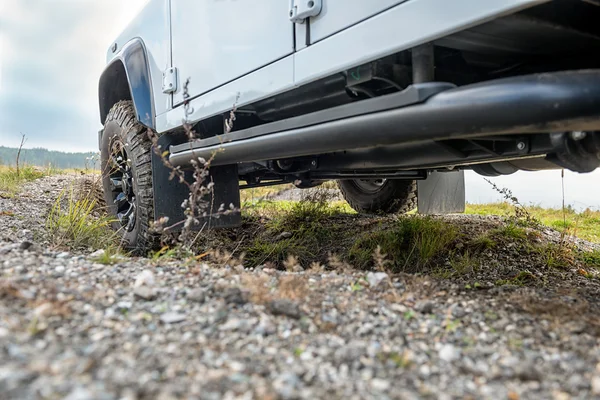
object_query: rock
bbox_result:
[275,232,293,241]
[54,265,66,274]
[116,301,132,311]
[187,288,206,303]
[273,372,301,399]
[591,375,600,395]
[515,363,542,381]
[64,387,94,400]
[19,241,33,250]
[56,252,70,258]
[223,287,247,305]
[134,286,156,301]
[292,265,304,273]
[18,229,33,241]
[268,299,302,319]
[89,249,105,258]
[371,378,391,392]
[134,270,155,288]
[367,272,388,288]
[452,306,467,318]
[415,301,435,314]
[439,344,461,363]
[160,312,187,324]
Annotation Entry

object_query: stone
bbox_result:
[367,272,388,288]
[89,249,105,258]
[268,299,302,319]
[134,286,156,301]
[439,344,461,363]
[187,288,206,303]
[160,312,187,324]
[223,287,247,305]
[19,241,33,250]
[415,301,435,314]
[134,270,155,288]
[275,232,293,241]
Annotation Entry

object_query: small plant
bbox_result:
[469,234,496,250]
[538,242,574,269]
[46,187,115,250]
[484,179,540,228]
[92,247,123,265]
[491,223,528,241]
[495,270,536,286]
[349,216,458,271]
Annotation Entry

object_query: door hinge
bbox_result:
[289,0,322,23]
[162,67,178,94]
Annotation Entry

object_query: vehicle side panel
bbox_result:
[156,0,546,133]
[170,0,294,106]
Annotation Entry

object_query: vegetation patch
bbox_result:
[46,188,115,250]
[348,216,459,272]
[0,165,46,195]
[467,202,600,243]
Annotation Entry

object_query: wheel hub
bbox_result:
[109,141,136,232]
[353,178,387,193]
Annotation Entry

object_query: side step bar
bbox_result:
[169,70,600,167]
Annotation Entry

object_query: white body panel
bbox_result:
[107,0,172,117]
[155,0,545,133]
[156,57,295,133]
[170,0,294,106]
[309,0,408,44]
[105,0,548,133]
[295,0,545,86]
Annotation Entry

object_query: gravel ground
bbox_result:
[2,175,600,399]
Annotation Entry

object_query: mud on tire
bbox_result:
[337,179,417,214]
[100,100,158,253]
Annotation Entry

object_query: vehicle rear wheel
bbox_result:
[337,179,417,214]
[100,100,158,254]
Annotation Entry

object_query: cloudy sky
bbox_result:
[0,0,599,210]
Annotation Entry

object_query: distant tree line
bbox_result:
[0,146,98,169]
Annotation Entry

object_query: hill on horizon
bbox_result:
[0,146,98,170]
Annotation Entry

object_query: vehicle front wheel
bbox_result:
[337,179,417,214]
[100,101,158,253]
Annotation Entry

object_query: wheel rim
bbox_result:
[108,140,136,232]
[353,179,387,193]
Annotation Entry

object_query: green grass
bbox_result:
[467,202,600,243]
[0,165,46,195]
[46,187,115,250]
[348,216,458,272]
[243,192,354,267]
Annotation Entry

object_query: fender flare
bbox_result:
[98,38,155,130]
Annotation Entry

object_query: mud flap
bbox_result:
[151,133,241,230]
[417,171,465,214]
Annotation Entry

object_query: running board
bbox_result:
[169,70,600,167]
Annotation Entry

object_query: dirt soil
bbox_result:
[1,174,600,400]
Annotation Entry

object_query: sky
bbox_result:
[0,0,599,210]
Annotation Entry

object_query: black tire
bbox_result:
[100,101,158,253]
[337,179,417,214]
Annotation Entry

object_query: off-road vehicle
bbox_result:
[99,0,600,252]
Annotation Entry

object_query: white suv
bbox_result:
[98,0,600,252]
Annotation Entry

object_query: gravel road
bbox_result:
[1,175,600,399]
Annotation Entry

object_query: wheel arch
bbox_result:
[98,38,155,131]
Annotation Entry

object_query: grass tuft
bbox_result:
[46,188,115,250]
[0,165,46,195]
[349,216,458,272]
